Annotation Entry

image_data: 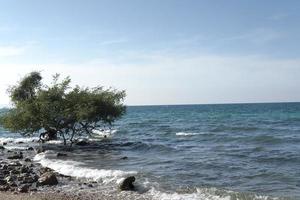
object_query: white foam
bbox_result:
[176,132,199,136]
[46,140,63,144]
[4,146,29,150]
[92,129,117,138]
[149,187,231,200]
[34,152,137,184]
[0,136,39,144]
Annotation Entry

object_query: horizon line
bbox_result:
[1,101,300,109]
[127,101,300,107]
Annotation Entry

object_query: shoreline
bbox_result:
[0,192,82,200]
[0,141,151,200]
[0,136,295,200]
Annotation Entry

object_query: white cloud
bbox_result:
[0,45,26,57]
[0,52,299,106]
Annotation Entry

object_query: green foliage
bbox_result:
[0,72,126,145]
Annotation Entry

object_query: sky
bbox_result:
[0,0,299,106]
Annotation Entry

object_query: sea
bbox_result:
[1,102,300,200]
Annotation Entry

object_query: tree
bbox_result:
[0,72,126,146]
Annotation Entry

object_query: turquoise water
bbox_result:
[1,103,300,199]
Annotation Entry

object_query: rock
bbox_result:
[0,164,8,170]
[0,185,9,191]
[39,167,53,174]
[2,142,7,146]
[17,141,24,144]
[8,181,17,187]
[24,158,32,162]
[2,170,9,175]
[7,152,23,159]
[36,148,45,154]
[0,179,7,185]
[0,146,5,150]
[5,176,15,183]
[119,176,135,191]
[38,172,58,186]
[8,161,22,166]
[56,153,68,157]
[27,147,34,151]
[18,184,30,193]
[9,169,19,175]
[20,166,30,173]
[75,140,89,146]
[22,176,37,184]
[121,156,128,160]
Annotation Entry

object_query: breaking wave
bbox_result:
[34,152,137,184]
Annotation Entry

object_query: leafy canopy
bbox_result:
[0,72,126,145]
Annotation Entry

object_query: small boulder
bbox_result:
[7,152,23,159]
[0,185,9,191]
[18,184,30,193]
[119,176,135,191]
[0,179,7,185]
[0,146,5,150]
[21,176,37,184]
[38,172,58,186]
[39,167,53,174]
[24,158,31,162]
[121,156,128,160]
[8,161,22,166]
[36,148,45,154]
[27,147,34,151]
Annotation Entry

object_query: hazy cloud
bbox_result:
[0,45,26,57]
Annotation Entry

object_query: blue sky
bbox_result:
[0,0,299,105]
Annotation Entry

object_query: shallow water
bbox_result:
[1,103,300,199]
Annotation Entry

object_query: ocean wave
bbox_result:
[119,141,177,152]
[33,152,137,184]
[211,126,259,133]
[46,140,64,144]
[92,129,117,138]
[0,136,39,144]
[149,187,231,200]
[176,132,201,136]
[149,187,281,200]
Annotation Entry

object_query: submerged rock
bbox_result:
[7,152,23,159]
[75,140,89,146]
[56,153,68,157]
[38,172,58,186]
[119,176,136,191]
[35,147,45,154]
[27,147,34,151]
